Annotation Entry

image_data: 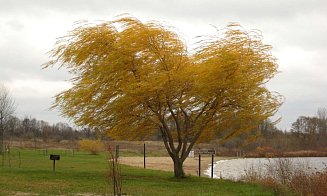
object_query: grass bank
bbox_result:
[0,148,274,196]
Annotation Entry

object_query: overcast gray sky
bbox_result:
[1,0,326,130]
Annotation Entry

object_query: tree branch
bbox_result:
[147,103,177,153]
[166,100,183,152]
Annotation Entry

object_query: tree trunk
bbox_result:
[172,155,185,178]
[160,125,194,178]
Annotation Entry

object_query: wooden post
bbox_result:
[199,148,201,177]
[8,148,10,167]
[112,155,116,196]
[115,145,119,162]
[2,151,4,167]
[19,151,21,168]
[211,154,214,178]
[143,143,146,169]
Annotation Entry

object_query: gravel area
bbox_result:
[119,156,233,177]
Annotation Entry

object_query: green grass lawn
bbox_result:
[0,148,274,196]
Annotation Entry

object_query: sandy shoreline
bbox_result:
[119,156,234,177]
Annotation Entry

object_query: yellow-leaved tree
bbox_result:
[79,139,104,155]
[43,14,284,178]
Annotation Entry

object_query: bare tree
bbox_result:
[317,108,327,137]
[0,84,16,154]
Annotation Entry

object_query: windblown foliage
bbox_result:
[43,14,284,177]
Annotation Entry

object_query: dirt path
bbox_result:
[119,156,234,177]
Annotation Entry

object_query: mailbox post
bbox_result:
[50,154,60,172]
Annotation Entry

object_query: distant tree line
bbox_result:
[3,116,98,144]
[2,109,327,157]
[219,108,327,156]
[290,108,327,149]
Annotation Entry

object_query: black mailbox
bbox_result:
[50,154,60,160]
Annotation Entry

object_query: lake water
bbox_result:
[204,157,327,181]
